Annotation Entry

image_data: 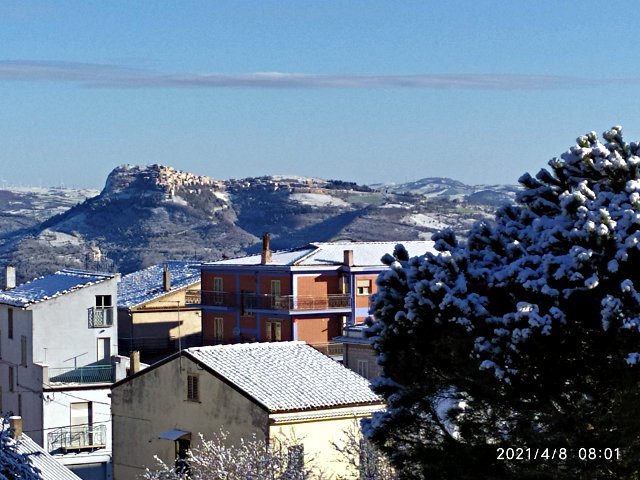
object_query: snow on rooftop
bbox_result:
[201,241,436,268]
[187,342,381,412]
[0,269,117,308]
[118,261,200,308]
[5,425,83,480]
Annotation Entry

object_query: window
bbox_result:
[213,277,223,305]
[357,359,370,379]
[0,388,3,412]
[187,374,199,401]
[20,336,27,367]
[266,320,282,342]
[356,279,371,296]
[17,394,21,416]
[213,317,223,343]
[0,330,2,359]
[8,366,14,392]
[95,295,112,308]
[8,309,13,339]
[90,296,113,327]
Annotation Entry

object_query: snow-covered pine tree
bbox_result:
[364,127,640,479]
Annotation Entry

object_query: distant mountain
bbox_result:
[372,177,519,205]
[0,165,518,282]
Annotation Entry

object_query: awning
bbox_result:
[158,428,191,441]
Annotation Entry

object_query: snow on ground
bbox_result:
[380,203,411,209]
[168,195,189,206]
[213,190,230,202]
[289,193,350,208]
[401,213,450,230]
[37,229,83,246]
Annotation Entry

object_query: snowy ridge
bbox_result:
[187,342,382,411]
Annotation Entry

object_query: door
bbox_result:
[97,337,111,363]
[70,402,92,447]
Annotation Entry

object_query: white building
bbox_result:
[0,267,126,480]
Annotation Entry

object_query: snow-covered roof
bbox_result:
[7,431,83,480]
[202,241,435,268]
[0,269,117,308]
[118,261,200,309]
[186,342,382,412]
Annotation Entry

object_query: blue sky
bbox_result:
[2,1,640,188]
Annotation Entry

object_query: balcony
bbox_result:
[188,290,351,312]
[310,341,344,359]
[48,365,114,384]
[48,424,107,453]
[88,307,113,328]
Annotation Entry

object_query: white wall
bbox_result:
[31,278,119,369]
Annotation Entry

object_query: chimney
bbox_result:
[9,416,22,439]
[4,265,15,290]
[162,264,171,292]
[129,351,140,376]
[343,250,354,267]
[261,233,272,265]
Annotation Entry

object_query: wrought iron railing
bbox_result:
[48,424,107,452]
[48,365,114,384]
[189,290,351,311]
[88,307,113,328]
[246,293,351,311]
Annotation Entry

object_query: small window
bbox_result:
[20,336,27,367]
[95,295,112,308]
[8,366,14,392]
[8,309,13,339]
[357,359,369,378]
[356,279,371,296]
[187,374,199,401]
[17,393,22,416]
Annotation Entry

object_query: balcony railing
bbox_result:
[188,290,351,311]
[48,365,114,384]
[88,307,113,328]
[48,424,107,452]
[310,341,344,358]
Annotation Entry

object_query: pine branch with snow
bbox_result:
[365,127,640,479]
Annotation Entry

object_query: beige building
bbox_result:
[111,342,383,479]
[117,261,201,363]
[335,324,382,380]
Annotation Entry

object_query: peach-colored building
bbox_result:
[190,237,434,356]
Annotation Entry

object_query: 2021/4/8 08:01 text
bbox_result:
[496,447,621,461]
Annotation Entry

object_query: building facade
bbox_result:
[191,238,434,356]
[0,268,125,480]
[117,261,201,363]
[111,342,383,480]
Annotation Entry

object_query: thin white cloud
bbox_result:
[0,60,617,90]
